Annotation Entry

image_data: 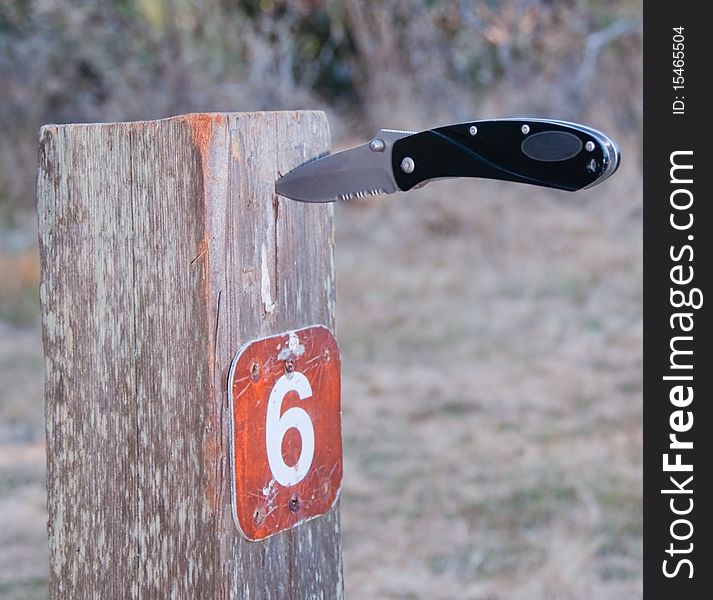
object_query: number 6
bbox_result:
[265,372,315,487]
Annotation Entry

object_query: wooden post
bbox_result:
[37,112,342,598]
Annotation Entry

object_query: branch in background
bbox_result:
[299,39,337,93]
[578,18,641,88]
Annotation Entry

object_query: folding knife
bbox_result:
[275,118,620,202]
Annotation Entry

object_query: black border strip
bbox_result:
[644,5,711,597]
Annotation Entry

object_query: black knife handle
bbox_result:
[391,119,620,192]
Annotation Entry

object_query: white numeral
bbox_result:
[265,372,315,487]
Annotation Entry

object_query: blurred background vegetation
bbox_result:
[1,1,641,598]
[1,0,641,217]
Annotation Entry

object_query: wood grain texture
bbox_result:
[37,111,341,599]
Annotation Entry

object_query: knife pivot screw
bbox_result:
[521,124,530,135]
[400,157,415,174]
[369,138,386,152]
[585,140,596,152]
[469,125,478,136]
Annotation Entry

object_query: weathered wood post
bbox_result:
[37,112,342,598]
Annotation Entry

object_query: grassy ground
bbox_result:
[0,1,643,596]
[0,129,642,598]
[336,161,643,598]
[0,322,47,599]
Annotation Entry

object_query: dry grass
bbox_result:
[335,143,642,598]
[0,153,642,599]
[0,324,47,599]
[0,247,41,326]
[0,138,642,599]
[0,1,641,594]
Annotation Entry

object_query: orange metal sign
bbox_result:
[228,325,342,541]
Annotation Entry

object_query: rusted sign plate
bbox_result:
[228,325,342,541]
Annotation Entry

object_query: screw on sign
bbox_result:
[228,325,342,541]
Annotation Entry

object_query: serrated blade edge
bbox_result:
[275,130,409,203]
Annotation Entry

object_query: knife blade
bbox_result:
[275,118,620,203]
